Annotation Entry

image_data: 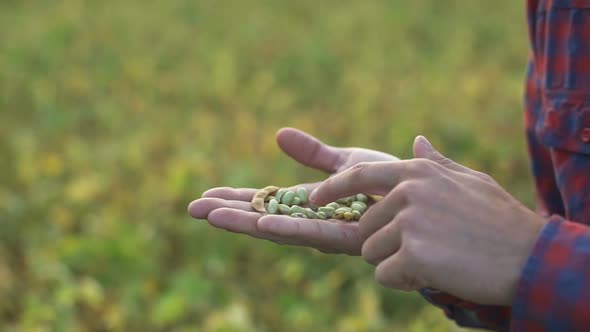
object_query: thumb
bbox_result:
[276,127,341,173]
[413,136,487,179]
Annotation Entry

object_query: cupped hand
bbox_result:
[309,136,546,305]
[187,127,399,255]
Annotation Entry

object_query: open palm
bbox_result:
[187,127,399,255]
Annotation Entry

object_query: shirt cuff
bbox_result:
[420,288,510,331]
[511,215,590,331]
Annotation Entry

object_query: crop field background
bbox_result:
[1,0,529,331]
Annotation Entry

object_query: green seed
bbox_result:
[275,189,286,203]
[335,207,352,214]
[316,212,327,220]
[343,211,354,221]
[354,201,367,209]
[291,212,307,218]
[318,206,335,218]
[282,191,296,205]
[351,202,366,214]
[267,199,279,214]
[352,210,361,220]
[355,193,368,203]
[326,202,340,210]
[278,204,291,214]
[296,187,309,204]
[290,205,306,215]
[292,196,302,205]
[333,211,345,219]
[336,196,354,206]
[305,208,318,219]
[336,197,348,205]
[265,195,276,202]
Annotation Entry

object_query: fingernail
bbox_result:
[418,135,432,149]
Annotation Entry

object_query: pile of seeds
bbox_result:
[251,186,370,221]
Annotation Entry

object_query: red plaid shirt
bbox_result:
[421,0,590,331]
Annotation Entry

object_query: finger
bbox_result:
[257,215,362,255]
[202,187,257,201]
[413,136,491,182]
[309,161,411,205]
[206,208,351,250]
[361,212,404,265]
[375,251,424,291]
[207,208,288,243]
[358,189,407,241]
[276,127,342,173]
[201,183,322,202]
[188,198,255,219]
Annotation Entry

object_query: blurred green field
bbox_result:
[1,0,531,331]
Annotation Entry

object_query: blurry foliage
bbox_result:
[1,0,529,331]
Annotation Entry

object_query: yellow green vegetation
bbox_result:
[1,0,529,331]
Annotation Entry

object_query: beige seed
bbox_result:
[251,185,280,213]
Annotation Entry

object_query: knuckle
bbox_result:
[374,260,420,291]
[394,209,417,233]
[409,158,438,174]
[350,162,369,176]
[358,221,371,242]
[400,239,425,265]
[361,240,378,265]
[351,162,368,171]
[393,180,424,200]
[374,263,392,287]
[475,171,495,183]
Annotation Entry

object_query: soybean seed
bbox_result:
[352,210,361,220]
[290,205,306,215]
[306,208,318,219]
[296,187,309,204]
[282,191,296,205]
[275,189,287,203]
[267,199,279,214]
[278,204,291,214]
[318,207,335,218]
[355,193,368,203]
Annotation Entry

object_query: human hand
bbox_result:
[308,136,545,305]
[187,127,399,255]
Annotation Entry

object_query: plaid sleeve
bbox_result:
[510,145,590,331]
[418,0,590,330]
[511,215,590,331]
[419,289,511,331]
